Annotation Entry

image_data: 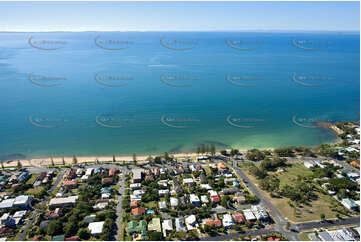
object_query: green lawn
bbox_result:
[26,174,38,185]
[243,162,342,223]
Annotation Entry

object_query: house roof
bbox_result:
[217,163,227,169]
[63,180,78,186]
[147,218,161,232]
[52,235,65,241]
[131,207,146,216]
[130,200,138,207]
[102,178,113,184]
[88,221,105,235]
[233,213,244,223]
[65,236,79,241]
[108,169,117,176]
[205,219,222,227]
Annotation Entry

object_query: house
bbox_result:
[132,169,143,183]
[88,221,105,236]
[158,189,169,196]
[76,169,83,177]
[179,196,187,207]
[243,209,256,222]
[65,236,80,241]
[52,235,65,241]
[101,178,113,185]
[183,178,195,187]
[62,180,78,189]
[170,197,179,208]
[131,207,146,217]
[199,174,207,184]
[108,169,116,177]
[221,187,239,195]
[233,213,245,224]
[158,201,167,210]
[304,161,315,169]
[318,231,333,241]
[209,190,220,203]
[162,219,173,238]
[130,194,142,201]
[101,187,112,194]
[204,218,222,227]
[172,178,183,193]
[0,213,15,227]
[217,162,227,171]
[351,161,360,168]
[81,175,88,182]
[130,200,138,207]
[126,220,147,239]
[233,181,240,187]
[314,160,326,168]
[189,194,201,206]
[148,217,161,233]
[83,215,96,224]
[85,168,93,176]
[130,183,141,190]
[200,184,212,190]
[185,215,198,230]
[13,195,33,209]
[222,214,234,228]
[153,168,160,176]
[145,174,154,182]
[158,180,168,187]
[101,193,111,199]
[233,192,246,204]
[175,217,187,232]
[65,169,76,180]
[13,210,26,219]
[39,220,50,230]
[224,178,236,185]
[18,172,30,183]
[93,202,108,210]
[49,196,78,208]
[0,226,14,237]
[341,198,358,210]
[251,205,269,221]
[201,195,209,204]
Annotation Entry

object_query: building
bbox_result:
[65,169,76,180]
[204,219,222,227]
[175,218,187,232]
[62,180,78,189]
[224,178,236,185]
[101,178,113,185]
[85,168,93,176]
[189,194,201,206]
[131,207,146,217]
[158,189,169,196]
[304,161,315,169]
[185,215,198,230]
[243,209,256,222]
[162,219,173,238]
[199,174,207,184]
[158,201,167,210]
[233,213,245,223]
[172,178,183,193]
[132,169,143,183]
[251,205,269,221]
[0,195,32,210]
[81,175,88,182]
[108,169,116,177]
[221,187,239,195]
[49,196,78,208]
[341,198,358,210]
[130,183,141,190]
[130,200,138,207]
[170,197,179,208]
[126,220,147,239]
[318,231,333,241]
[201,195,209,204]
[222,214,234,228]
[148,217,161,233]
[200,184,212,190]
[183,178,195,186]
[88,221,105,236]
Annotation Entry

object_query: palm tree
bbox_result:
[62,157,65,165]
[17,160,22,169]
[132,153,137,165]
[72,155,78,165]
[113,155,116,163]
[51,157,55,166]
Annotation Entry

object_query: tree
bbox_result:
[164,152,170,162]
[196,146,201,154]
[51,157,55,166]
[320,213,326,221]
[210,144,216,156]
[77,228,91,240]
[62,157,65,165]
[149,232,163,240]
[72,155,78,165]
[286,221,290,230]
[1,162,4,170]
[133,153,137,165]
[47,220,63,236]
[64,220,78,236]
[17,160,22,169]
[113,155,116,163]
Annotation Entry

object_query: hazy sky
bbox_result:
[0,1,359,32]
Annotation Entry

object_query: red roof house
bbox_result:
[131,207,146,217]
[205,219,222,227]
[130,200,138,207]
[233,213,245,223]
[108,169,116,177]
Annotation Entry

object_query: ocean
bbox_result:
[0,31,359,159]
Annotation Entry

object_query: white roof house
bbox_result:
[93,202,108,209]
[185,215,198,230]
[81,175,89,181]
[243,209,256,221]
[13,195,32,207]
[85,168,93,176]
[162,220,173,237]
[183,178,194,185]
[251,205,269,220]
[88,221,105,235]
[175,217,187,232]
[200,184,212,190]
[130,194,142,201]
[101,193,111,199]
[222,214,234,228]
[0,199,15,209]
[189,194,200,204]
[133,190,145,196]
[13,210,26,218]
[304,161,315,169]
[341,198,358,210]
[201,195,209,204]
[159,201,167,210]
[170,197,179,207]
[208,190,218,197]
[49,196,78,208]
[130,183,141,190]
[158,180,168,187]
[158,189,169,196]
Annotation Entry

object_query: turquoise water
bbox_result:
[0,32,359,159]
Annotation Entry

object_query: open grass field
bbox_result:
[243,162,341,223]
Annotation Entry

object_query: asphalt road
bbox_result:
[115,168,127,240]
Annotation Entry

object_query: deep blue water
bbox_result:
[0,31,359,158]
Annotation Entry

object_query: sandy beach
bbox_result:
[2,149,256,168]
